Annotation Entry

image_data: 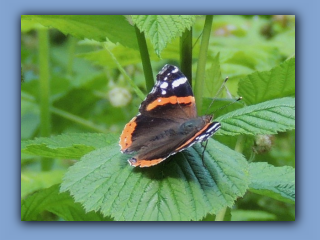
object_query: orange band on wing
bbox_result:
[146,96,194,111]
[128,158,165,167]
[119,117,137,151]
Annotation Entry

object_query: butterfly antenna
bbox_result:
[205,76,229,114]
[210,96,243,115]
[192,31,203,49]
[201,140,208,169]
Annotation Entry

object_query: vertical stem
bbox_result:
[38,28,53,171]
[235,135,246,153]
[215,207,227,221]
[67,37,77,77]
[38,29,50,137]
[180,28,193,85]
[135,25,154,92]
[194,15,213,115]
[215,206,231,221]
[105,46,145,100]
[21,92,109,134]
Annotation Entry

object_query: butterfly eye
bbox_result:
[179,120,199,134]
[178,122,191,134]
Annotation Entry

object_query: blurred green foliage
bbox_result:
[21,15,295,221]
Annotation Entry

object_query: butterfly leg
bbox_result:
[200,140,209,169]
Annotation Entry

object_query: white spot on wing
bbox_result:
[171,67,179,73]
[161,90,166,95]
[172,77,187,88]
[160,82,169,89]
[197,135,206,141]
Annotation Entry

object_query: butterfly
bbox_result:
[119,64,220,167]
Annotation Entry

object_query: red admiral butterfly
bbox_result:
[119,64,221,167]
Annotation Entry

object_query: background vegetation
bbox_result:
[21,15,295,221]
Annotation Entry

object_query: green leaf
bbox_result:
[21,15,138,50]
[21,133,117,159]
[21,170,65,198]
[61,138,249,221]
[248,162,295,203]
[216,97,295,136]
[238,58,295,105]
[131,15,196,56]
[21,184,112,221]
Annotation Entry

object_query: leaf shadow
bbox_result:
[128,144,220,189]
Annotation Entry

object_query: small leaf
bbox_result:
[238,58,295,105]
[216,97,295,136]
[61,138,249,221]
[21,15,138,49]
[248,162,295,203]
[21,133,117,159]
[132,15,196,56]
[21,184,112,221]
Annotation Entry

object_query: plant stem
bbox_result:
[235,135,246,153]
[67,37,77,77]
[21,92,108,134]
[215,207,227,221]
[104,45,145,100]
[38,28,53,171]
[180,28,193,85]
[135,25,154,92]
[194,15,213,115]
[50,106,109,134]
[38,29,51,137]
